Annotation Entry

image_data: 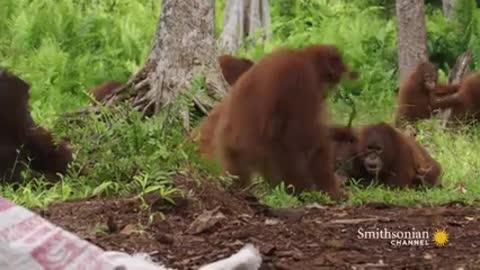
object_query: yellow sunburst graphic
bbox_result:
[432,229,449,246]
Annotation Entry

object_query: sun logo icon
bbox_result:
[432,228,449,247]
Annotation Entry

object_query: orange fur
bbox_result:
[0,69,72,182]
[357,122,441,188]
[89,81,123,102]
[395,62,439,126]
[218,55,254,86]
[431,72,480,123]
[215,44,357,199]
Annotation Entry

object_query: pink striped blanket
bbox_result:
[0,197,169,270]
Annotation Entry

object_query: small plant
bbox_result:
[262,182,302,208]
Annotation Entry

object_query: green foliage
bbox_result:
[236,0,480,207]
[250,0,399,113]
[426,0,480,71]
[215,0,226,37]
[453,0,480,69]
[427,9,463,70]
[0,0,159,123]
[273,0,297,18]
[262,183,302,208]
[0,105,192,207]
[1,0,480,208]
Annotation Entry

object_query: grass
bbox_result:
[1,0,480,209]
[260,116,480,207]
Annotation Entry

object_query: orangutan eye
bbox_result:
[367,144,382,152]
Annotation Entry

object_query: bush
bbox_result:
[2,0,480,207]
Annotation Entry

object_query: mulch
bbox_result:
[36,175,480,270]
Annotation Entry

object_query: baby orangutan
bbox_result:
[395,61,460,127]
[357,122,442,188]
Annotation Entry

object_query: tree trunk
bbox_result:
[396,0,428,79]
[442,0,456,18]
[118,0,228,127]
[218,0,245,54]
[249,0,263,37]
[247,0,271,45]
[438,50,472,127]
[261,0,272,41]
[243,0,251,37]
[218,0,271,53]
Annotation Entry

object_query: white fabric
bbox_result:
[0,197,262,270]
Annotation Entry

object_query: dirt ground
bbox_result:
[38,176,480,270]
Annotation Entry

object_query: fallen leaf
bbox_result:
[305,203,326,209]
[447,220,464,227]
[265,218,280,225]
[423,253,433,260]
[325,239,345,249]
[120,224,137,235]
[187,206,225,235]
[332,211,348,218]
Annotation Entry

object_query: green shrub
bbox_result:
[2,0,480,207]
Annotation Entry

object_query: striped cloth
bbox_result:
[0,197,169,270]
[0,197,262,270]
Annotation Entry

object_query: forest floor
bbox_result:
[37,175,480,270]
